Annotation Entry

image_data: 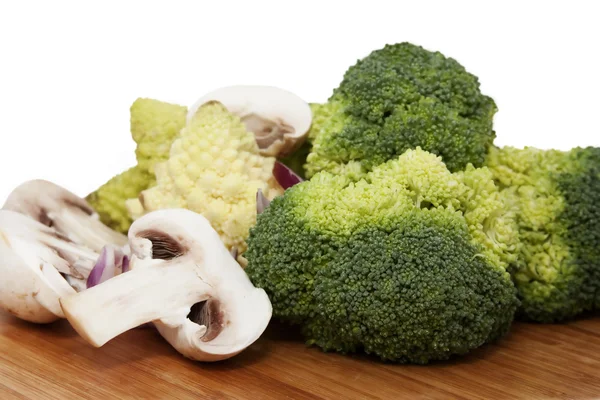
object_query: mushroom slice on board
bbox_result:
[187,85,312,158]
[2,179,128,252]
[60,209,272,362]
[0,210,100,323]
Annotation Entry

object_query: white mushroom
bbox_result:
[187,85,312,158]
[0,180,133,323]
[60,209,273,362]
[0,210,99,323]
[2,179,128,252]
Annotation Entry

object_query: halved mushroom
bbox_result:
[0,210,100,323]
[0,180,133,323]
[2,179,128,252]
[59,209,272,362]
[187,85,312,158]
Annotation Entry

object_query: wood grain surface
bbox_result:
[0,311,599,399]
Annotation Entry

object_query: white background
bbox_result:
[0,1,598,202]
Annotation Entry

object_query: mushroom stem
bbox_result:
[61,259,211,347]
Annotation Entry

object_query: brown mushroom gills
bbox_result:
[137,229,224,340]
[137,230,187,260]
[242,113,295,150]
[187,299,225,342]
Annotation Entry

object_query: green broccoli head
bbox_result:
[246,148,519,363]
[486,146,600,322]
[305,42,497,178]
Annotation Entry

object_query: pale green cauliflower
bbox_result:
[87,98,187,232]
[126,102,283,254]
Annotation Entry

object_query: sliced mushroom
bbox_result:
[187,85,312,158]
[2,179,128,252]
[60,209,272,362]
[0,210,100,323]
[0,180,133,322]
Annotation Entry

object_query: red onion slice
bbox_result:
[86,245,129,288]
[273,161,303,189]
[256,189,271,215]
[121,255,130,273]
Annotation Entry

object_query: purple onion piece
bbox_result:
[86,246,108,288]
[256,189,271,215]
[122,255,130,273]
[86,245,128,289]
[85,246,148,329]
[273,161,303,190]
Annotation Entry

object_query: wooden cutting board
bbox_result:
[0,311,599,399]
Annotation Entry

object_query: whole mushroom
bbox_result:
[187,85,313,158]
[60,209,273,362]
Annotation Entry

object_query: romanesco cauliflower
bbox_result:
[86,98,187,232]
[130,98,188,175]
[86,166,154,233]
[126,102,283,254]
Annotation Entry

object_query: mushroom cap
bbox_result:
[187,85,312,158]
[0,210,81,323]
[60,209,272,361]
[2,179,127,252]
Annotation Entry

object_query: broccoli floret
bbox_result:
[245,148,519,363]
[305,42,497,178]
[486,146,600,322]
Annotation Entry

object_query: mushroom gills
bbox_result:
[137,229,186,260]
[187,299,224,342]
[187,85,312,158]
[243,113,295,149]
